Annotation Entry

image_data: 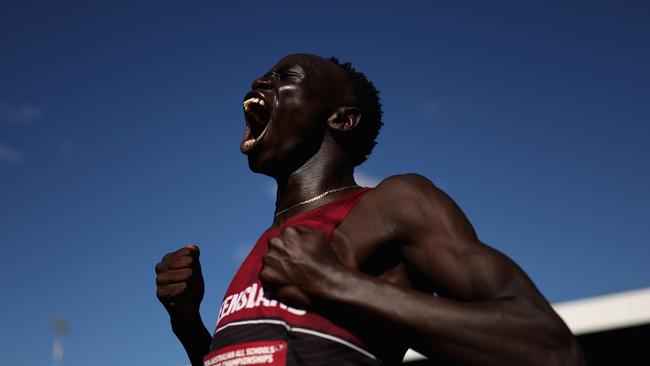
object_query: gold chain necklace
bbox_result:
[274,185,359,217]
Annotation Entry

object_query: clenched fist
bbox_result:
[260,226,347,308]
[155,244,205,320]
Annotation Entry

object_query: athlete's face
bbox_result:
[241,54,344,176]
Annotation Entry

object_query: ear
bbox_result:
[327,107,361,132]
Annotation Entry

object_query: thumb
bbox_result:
[185,244,200,257]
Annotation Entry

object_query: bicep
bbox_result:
[390,176,547,305]
[403,237,542,304]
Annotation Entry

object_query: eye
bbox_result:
[283,71,301,78]
[279,67,304,81]
[265,65,304,81]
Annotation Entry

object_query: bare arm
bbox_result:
[169,315,211,366]
[333,175,583,365]
[156,245,212,366]
[261,175,585,366]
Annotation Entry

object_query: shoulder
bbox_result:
[370,173,445,210]
[367,173,475,241]
[375,173,436,192]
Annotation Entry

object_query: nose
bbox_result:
[251,75,272,91]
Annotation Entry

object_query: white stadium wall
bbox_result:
[403,287,650,365]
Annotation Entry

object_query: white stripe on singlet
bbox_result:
[215,319,378,361]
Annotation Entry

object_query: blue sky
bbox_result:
[1,1,648,365]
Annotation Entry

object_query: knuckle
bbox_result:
[180,268,193,280]
[156,288,168,300]
[183,256,195,267]
[164,247,187,260]
[261,253,274,266]
[259,267,269,280]
[170,256,192,270]
[294,225,309,233]
[177,256,192,268]
[168,283,187,297]
[162,250,178,261]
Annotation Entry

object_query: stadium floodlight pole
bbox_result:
[51,316,69,366]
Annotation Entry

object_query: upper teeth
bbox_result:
[243,97,265,112]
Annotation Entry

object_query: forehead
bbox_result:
[271,54,340,77]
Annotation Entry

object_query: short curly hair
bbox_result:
[328,57,383,166]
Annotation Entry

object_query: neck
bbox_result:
[272,146,357,226]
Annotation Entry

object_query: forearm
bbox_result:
[319,268,583,366]
[170,314,212,366]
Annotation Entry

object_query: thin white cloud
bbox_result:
[232,243,253,261]
[422,96,438,114]
[266,181,277,199]
[0,142,22,165]
[0,103,45,125]
[57,140,76,156]
[354,171,381,187]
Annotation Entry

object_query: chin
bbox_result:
[245,139,320,178]
[246,156,262,173]
[246,153,274,176]
[247,155,296,180]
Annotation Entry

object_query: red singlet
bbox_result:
[204,188,380,366]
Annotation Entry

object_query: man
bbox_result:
[155,54,585,366]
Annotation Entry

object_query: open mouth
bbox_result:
[241,95,271,153]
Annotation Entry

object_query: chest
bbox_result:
[330,200,413,288]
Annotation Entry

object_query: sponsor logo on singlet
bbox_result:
[204,340,287,366]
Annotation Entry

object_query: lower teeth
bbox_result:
[243,123,268,150]
[243,139,256,149]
